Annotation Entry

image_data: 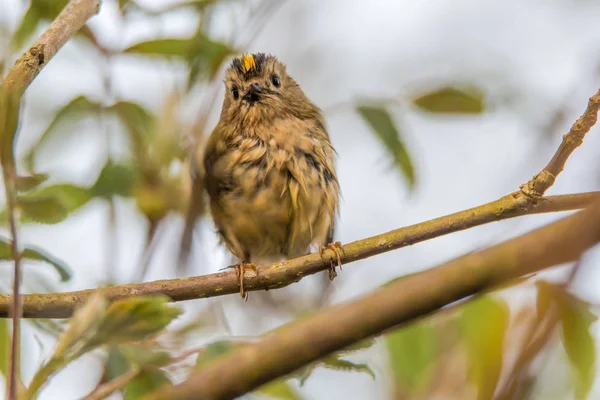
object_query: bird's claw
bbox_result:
[221,262,257,301]
[320,241,344,281]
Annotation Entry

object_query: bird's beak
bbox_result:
[243,83,262,103]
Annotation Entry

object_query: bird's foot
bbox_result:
[320,241,344,281]
[221,262,257,301]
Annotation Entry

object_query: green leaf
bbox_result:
[558,291,597,400]
[10,5,42,50]
[386,320,437,392]
[195,340,236,368]
[258,379,303,400]
[356,105,415,189]
[0,236,72,281]
[338,338,376,355]
[412,86,485,114]
[321,358,375,380]
[17,195,68,224]
[15,173,48,192]
[28,184,92,214]
[459,296,509,400]
[91,161,137,199]
[87,296,181,348]
[124,367,172,400]
[0,319,9,377]
[25,95,101,170]
[28,293,109,397]
[124,38,193,58]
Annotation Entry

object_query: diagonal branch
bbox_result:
[0,191,598,318]
[146,198,600,400]
[1,0,101,93]
[520,89,600,197]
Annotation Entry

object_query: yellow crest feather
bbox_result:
[242,53,255,72]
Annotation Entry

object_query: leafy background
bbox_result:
[1,0,600,399]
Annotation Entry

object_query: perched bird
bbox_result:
[203,53,342,300]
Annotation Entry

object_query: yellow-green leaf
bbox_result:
[17,195,68,224]
[386,320,437,392]
[0,236,72,281]
[258,379,303,400]
[356,105,415,189]
[28,184,92,214]
[0,319,9,377]
[124,38,193,58]
[558,291,597,400]
[91,161,137,199]
[187,32,237,87]
[459,296,509,400]
[87,296,181,348]
[412,86,485,114]
[124,367,171,400]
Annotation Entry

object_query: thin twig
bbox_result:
[3,171,22,400]
[520,89,600,197]
[0,191,597,319]
[1,0,101,92]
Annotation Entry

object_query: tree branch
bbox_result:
[520,89,600,197]
[146,198,600,400]
[0,191,597,318]
[1,0,101,93]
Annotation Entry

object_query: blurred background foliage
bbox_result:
[1,0,600,399]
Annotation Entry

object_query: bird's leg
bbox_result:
[221,261,257,301]
[320,241,344,281]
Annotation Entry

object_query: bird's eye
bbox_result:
[271,75,281,88]
[231,87,239,100]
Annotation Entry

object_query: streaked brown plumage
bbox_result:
[203,53,341,299]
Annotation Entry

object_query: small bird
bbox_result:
[203,53,342,300]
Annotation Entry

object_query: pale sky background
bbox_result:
[1,0,600,399]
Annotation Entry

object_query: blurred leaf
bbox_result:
[17,195,68,224]
[558,291,597,400]
[0,86,22,169]
[91,161,137,199]
[25,95,101,170]
[88,296,181,348]
[321,358,375,379]
[109,100,154,154]
[53,293,108,358]
[258,379,303,400]
[338,338,376,356]
[356,105,415,189]
[28,293,109,397]
[412,86,485,114]
[195,340,236,368]
[0,319,9,377]
[124,367,172,400]
[0,236,72,281]
[28,184,92,214]
[460,296,509,400]
[187,32,236,87]
[11,1,99,51]
[118,344,171,367]
[124,38,193,58]
[10,6,42,50]
[386,320,437,392]
[15,173,48,192]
